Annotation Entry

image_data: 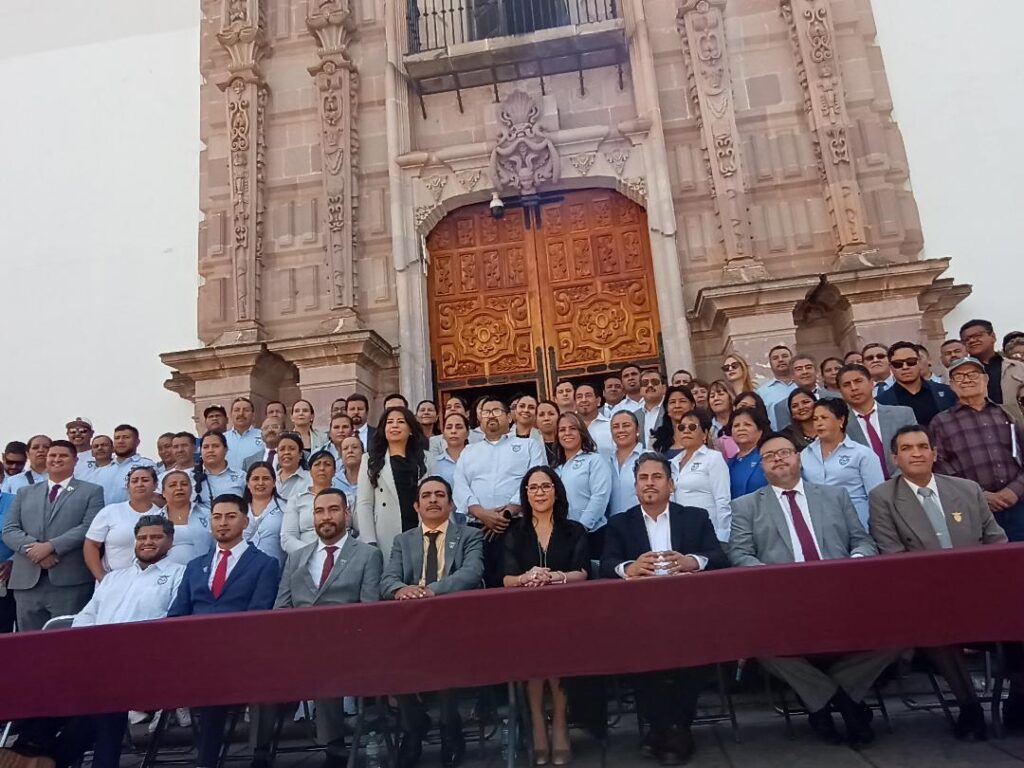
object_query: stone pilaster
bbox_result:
[780,0,873,269]
[308,0,360,320]
[217,0,269,341]
[678,0,768,283]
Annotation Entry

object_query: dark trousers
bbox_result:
[996,499,1024,542]
[196,706,232,768]
[586,528,605,564]
[0,590,16,633]
[634,666,710,736]
[11,713,124,768]
[398,691,462,736]
[480,530,505,588]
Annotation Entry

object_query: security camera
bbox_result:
[490,192,505,220]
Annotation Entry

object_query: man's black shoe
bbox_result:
[657,727,695,766]
[953,702,988,741]
[638,730,661,759]
[397,731,423,768]
[807,708,843,745]
[439,726,465,768]
[831,690,875,749]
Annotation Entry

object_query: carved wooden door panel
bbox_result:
[426,205,545,394]
[535,190,662,382]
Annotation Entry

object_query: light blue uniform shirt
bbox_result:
[96,455,156,504]
[1,470,47,495]
[608,445,644,517]
[245,498,286,566]
[331,470,359,512]
[755,379,798,430]
[194,465,247,510]
[165,505,213,566]
[453,434,546,514]
[226,427,264,471]
[0,492,15,561]
[800,436,885,528]
[556,451,613,533]
[425,451,464,523]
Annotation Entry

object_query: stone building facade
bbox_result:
[163,0,968,421]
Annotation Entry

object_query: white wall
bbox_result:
[871,0,1024,342]
[0,1,201,452]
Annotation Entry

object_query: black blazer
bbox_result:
[876,378,956,422]
[599,502,729,579]
[502,518,590,577]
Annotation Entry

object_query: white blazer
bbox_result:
[355,452,403,562]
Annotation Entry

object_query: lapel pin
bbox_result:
[952,511,963,524]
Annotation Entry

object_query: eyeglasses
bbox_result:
[962,332,989,343]
[721,362,741,372]
[889,358,919,369]
[951,370,984,383]
[761,448,796,461]
[640,379,662,387]
[863,353,888,362]
[677,423,701,433]
[526,483,555,494]
[480,408,507,416]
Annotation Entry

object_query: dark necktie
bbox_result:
[424,531,441,584]
[858,411,890,480]
[782,490,820,562]
[267,449,277,466]
[48,485,61,504]
[318,545,338,589]
[211,549,231,598]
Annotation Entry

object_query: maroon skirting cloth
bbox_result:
[2,545,1022,720]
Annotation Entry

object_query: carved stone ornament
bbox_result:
[570,153,596,176]
[424,175,448,202]
[456,169,482,191]
[489,91,560,196]
[605,148,630,177]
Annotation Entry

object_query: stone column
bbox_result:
[307,0,360,321]
[216,0,269,342]
[780,0,873,269]
[678,0,768,283]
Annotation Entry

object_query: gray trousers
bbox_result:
[760,650,902,713]
[250,699,348,758]
[14,575,94,632]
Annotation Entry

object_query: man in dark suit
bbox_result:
[269,488,384,767]
[2,439,105,631]
[168,494,280,768]
[869,424,1009,740]
[837,364,916,478]
[381,477,484,768]
[346,393,376,450]
[876,342,956,426]
[600,452,728,765]
[729,433,899,749]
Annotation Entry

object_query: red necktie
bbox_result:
[782,490,820,562]
[858,411,890,480]
[211,549,231,598]
[48,485,60,504]
[318,545,338,589]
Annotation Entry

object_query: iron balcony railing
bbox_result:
[407,0,619,54]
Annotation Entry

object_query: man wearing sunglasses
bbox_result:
[877,342,956,426]
[860,343,895,397]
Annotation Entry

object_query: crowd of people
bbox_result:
[0,318,1022,768]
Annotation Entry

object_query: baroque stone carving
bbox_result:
[570,153,596,176]
[604,148,630,177]
[455,170,481,191]
[489,91,560,196]
[424,175,448,202]
[307,0,359,314]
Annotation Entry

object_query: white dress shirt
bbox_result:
[47,476,71,499]
[73,558,186,626]
[453,434,546,514]
[207,539,250,589]
[357,423,370,450]
[769,480,822,562]
[584,414,615,459]
[86,502,164,572]
[614,505,708,577]
[602,398,643,419]
[853,405,883,442]
[308,534,348,586]
[671,446,732,543]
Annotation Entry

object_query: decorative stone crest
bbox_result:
[455,170,482,191]
[489,91,560,196]
[570,153,596,176]
[604,148,630,177]
[424,175,448,202]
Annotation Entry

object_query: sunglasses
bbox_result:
[863,353,888,362]
[721,362,741,372]
[890,358,919,369]
[677,423,701,433]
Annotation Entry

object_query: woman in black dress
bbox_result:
[503,466,589,765]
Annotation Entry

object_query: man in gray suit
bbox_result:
[869,424,1008,741]
[382,476,484,768]
[1,439,105,631]
[837,364,916,478]
[263,488,384,768]
[729,432,899,749]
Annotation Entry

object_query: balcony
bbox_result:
[404,0,627,112]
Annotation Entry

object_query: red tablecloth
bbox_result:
[2,546,1022,720]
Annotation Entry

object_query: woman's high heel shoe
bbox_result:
[534,748,551,766]
[551,747,572,766]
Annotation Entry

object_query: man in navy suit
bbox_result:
[600,453,729,766]
[168,493,279,768]
[876,342,956,426]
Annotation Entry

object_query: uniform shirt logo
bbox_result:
[838,455,851,467]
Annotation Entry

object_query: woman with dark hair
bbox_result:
[671,410,732,543]
[281,449,338,555]
[162,469,212,565]
[536,399,561,466]
[706,380,738,462]
[608,410,644,518]
[801,398,884,528]
[427,412,469,520]
[651,386,697,458]
[820,356,845,396]
[733,390,771,427]
[290,398,329,454]
[503,465,588,764]
[690,379,710,411]
[356,406,428,560]
[726,407,770,498]
[415,399,441,439]
[243,461,287,566]
[554,412,613,558]
[84,465,163,579]
[274,432,310,501]
[193,430,246,509]
[782,387,819,451]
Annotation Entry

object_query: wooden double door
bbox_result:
[426,189,663,401]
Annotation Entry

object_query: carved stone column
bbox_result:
[678,0,768,283]
[308,0,360,320]
[780,0,874,269]
[217,0,269,341]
